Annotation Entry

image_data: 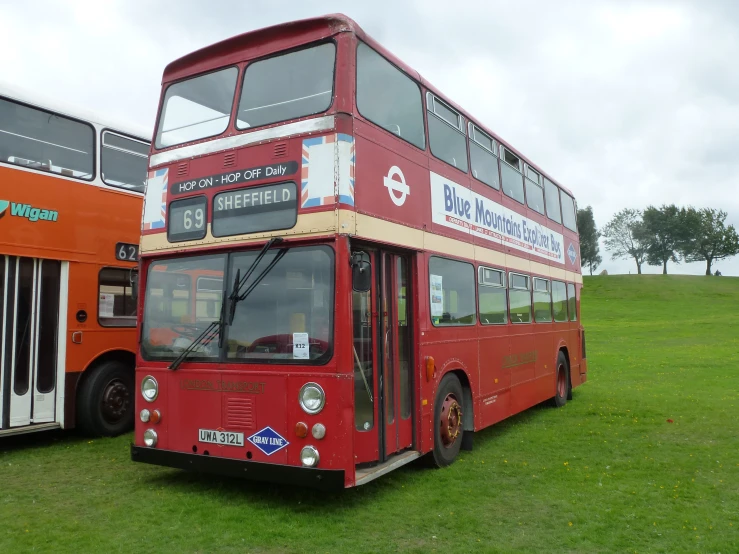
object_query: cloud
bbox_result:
[2,0,738,275]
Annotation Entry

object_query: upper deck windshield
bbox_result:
[236,42,335,129]
[154,42,335,149]
[155,67,238,148]
[141,245,334,364]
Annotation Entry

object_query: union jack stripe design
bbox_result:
[301,134,355,208]
[142,168,168,230]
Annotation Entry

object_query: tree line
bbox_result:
[576,205,739,276]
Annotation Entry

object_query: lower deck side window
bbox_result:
[99,268,137,327]
[429,257,475,326]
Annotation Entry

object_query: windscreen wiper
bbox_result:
[169,286,228,371]
[168,237,287,370]
[227,237,288,324]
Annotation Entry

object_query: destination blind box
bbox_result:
[212,181,297,237]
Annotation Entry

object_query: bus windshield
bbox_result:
[236,42,335,129]
[141,246,334,364]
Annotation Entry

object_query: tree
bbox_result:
[602,208,648,274]
[679,208,739,275]
[640,205,685,274]
[577,206,601,275]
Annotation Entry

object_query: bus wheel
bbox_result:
[77,361,134,437]
[431,373,464,467]
[553,351,570,408]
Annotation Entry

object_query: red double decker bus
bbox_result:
[131,14,587,488]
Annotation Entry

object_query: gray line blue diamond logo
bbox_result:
[247,426,289,456]
[568,243,577,265]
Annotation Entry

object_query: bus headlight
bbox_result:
[299,383,325,415]
[141,376,158,402]
[300,445,320,467]
[143,429,158,447]
[140,409,151,423]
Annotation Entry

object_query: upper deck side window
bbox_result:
[101,131,149,193]
[155,67,238,149]
[525,165,545,215]
[0,96,94,180]
[544,177,562,224]
[356,43,425,149]
[468,123,499,189]
[237,42,336,130]
[499,146,524,204]
[427,93,468,172]
[560,190,578,232]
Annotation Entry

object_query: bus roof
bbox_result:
[0,81,152,142]
[161,13,574,199]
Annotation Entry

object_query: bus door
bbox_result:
[352,249,413,465]
[0,256,65,429]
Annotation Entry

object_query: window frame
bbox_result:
[355,41,426,150]
[428,256,476,327]
[567,282,578,321]
[426,92,468,173]
[0,94,96,182]
[499,145,525,205]
[551,280,568,322]
[507,271,532,324]
[477,265,507,326]
[524,164,545,215]
[544,177,563,224]
[97,267,138,328]
[154,65,240,150]
[468,122,500,189]
[100,128,149,194]
[235,40,338,132]
[533,277,553,323]
[560,190,578,232]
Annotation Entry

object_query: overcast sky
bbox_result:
[2,0,738,276]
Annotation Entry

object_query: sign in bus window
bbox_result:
[168,196,207,242]
[212,182,297,237]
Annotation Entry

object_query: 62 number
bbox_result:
[183,207,205,230]
[115,242,139,262]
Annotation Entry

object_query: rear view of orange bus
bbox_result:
[0,85,149,437]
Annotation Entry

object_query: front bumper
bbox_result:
[131,444,345,490]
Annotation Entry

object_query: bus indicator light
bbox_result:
[295,422,308,438]
[425,356,435,382]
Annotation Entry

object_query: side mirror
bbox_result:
[351,251,371,293]
[131,271,139,303]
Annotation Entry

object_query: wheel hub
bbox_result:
[101,379,130,424]
[439,393,462,448]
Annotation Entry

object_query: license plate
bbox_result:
[198,429,244,447]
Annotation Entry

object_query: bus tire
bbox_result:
[553,351,570,408]
[76,360,134,437]
[431,373,464,468]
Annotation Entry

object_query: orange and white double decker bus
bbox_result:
[131,14,587,488]
[0,85,150,437]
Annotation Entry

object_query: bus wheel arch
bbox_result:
[76,350,136,437]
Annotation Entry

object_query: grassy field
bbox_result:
[2,275,738,553]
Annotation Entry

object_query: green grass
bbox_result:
[2,275,739,553]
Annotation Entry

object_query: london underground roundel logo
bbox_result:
[0,200,9,219]
[384,166,410,206]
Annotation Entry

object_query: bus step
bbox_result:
[355,450,421,487]
[0,422,61,438]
